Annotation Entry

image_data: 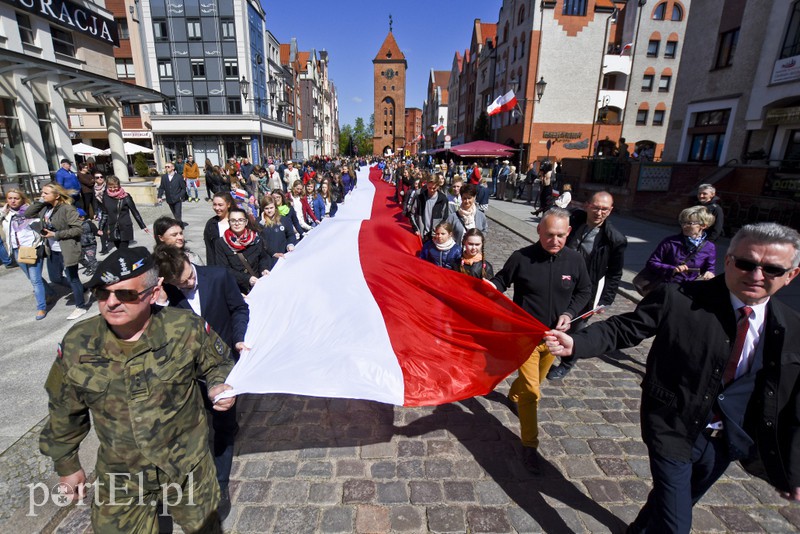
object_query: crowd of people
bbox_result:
[2,152,798,534]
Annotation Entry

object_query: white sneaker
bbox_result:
[67,307,88,320]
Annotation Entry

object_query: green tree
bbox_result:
[473,111,490,141]
[133,153,149,177]
[339,124,354,155]
[338,115,375,156]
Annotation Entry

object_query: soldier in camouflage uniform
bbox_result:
[39,247,236,533]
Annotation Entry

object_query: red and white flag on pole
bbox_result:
[222,166,546,406]
[487,90,518,116]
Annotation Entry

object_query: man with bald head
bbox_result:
[547,191,627,380]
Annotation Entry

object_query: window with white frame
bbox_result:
[158,60,173,78]
[191,59,206,78]
[116,59,135,79]
[17,13,35,45]
[187,20,201,40]
[224,60,238,78]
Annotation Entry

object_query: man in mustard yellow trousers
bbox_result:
[490,208,591,473]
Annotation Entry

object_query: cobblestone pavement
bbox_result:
[51,204,800,533]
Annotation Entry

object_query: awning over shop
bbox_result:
[0,48,164,105]
[446,140,518,158]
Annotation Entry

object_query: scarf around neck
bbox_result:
[434,237,456,251]
[458,203,477,229]
[107,187,128,199]
[223,227,256,251]
[94,182,106,201]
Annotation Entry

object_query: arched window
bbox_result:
[671,4,683,21]
[512,38,518,61]
[653,2,667,20]
[520,34,526,57]
[503,23,509,43]
[518,5,525,25]
[384,109,388,116]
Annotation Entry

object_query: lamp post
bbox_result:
[510,75,547,185]
[239,73,264,167]
[267,76,278,163]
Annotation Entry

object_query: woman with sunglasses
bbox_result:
[641,206,716,287]
[214,207,272,294]
[98,175,149,251]
[92,173,111,254]
[1,188,57,319]
[26,183,88,320]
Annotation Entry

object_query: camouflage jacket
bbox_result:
[40,307,234,479]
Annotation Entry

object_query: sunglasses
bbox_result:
[729,255,791,277]
[93,285,157,302]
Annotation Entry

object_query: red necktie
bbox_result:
[722,306,753,385]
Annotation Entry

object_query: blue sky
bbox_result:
[263,0,503,128]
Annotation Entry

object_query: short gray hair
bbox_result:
[540,206,572,224]
[698,184,715,194]
[728,223,800,268]
[141,267,159,289]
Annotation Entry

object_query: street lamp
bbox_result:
[535,77,547,102]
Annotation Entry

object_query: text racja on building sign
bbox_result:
[2,0,119,47]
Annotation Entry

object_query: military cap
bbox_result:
[86,247,154,289]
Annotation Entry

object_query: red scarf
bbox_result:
[107,187,128,199]
[223,227,256,251]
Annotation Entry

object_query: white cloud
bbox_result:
[351,97,363,103]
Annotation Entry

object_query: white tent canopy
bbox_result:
[100,142,154,156]
[71,142,104,156]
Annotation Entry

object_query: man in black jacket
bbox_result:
[696,183,724,242]
[548,191,627,380]
[545,222,800,533]
[490,208,592,473]
[411,176,450,242]
[153,245,249,520]
[157,162,188,223]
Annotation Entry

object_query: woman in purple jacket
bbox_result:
[643,205,716,284]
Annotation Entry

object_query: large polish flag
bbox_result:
[487,90,518,116]
[223,166,546,406]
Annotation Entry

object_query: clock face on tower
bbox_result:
[384,68,395,80]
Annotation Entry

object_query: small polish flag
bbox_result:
[433,124,445,134]
[487,90,518,116]
[620,43,632,56]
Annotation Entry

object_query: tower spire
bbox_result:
[389,14,393,33]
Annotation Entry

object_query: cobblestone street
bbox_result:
[51,206,800,533]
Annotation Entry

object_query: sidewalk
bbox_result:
[484,195,800,311]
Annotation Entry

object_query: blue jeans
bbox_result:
[47,250,86,308]
[15,249,55,311]
[186,179,199,200]
[0,241,12,266]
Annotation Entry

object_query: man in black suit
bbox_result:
[157,162,188,223]
[545,222,800,533]
[153,245,249,519]
[548,191,627,380]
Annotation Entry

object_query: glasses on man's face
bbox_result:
[93,285,156,302]
[589,205,612,213]
[681,221,701,226]
[728,255,791,278]
[229,218,247,225]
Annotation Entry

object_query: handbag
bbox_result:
[17,246,39,265]
[633,241,708,297]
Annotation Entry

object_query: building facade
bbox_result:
[373,31,407,156]
[404,107,422,155]
[0,0,161,190]
[422,70,449,150]
[142,0,293,167]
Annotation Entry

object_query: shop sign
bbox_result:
[542,131,581,139]
[765,106,800,126]
[1,0,119,46]
[122,131,152,139]
[771,54,800,84]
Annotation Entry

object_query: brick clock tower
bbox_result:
[373,22,407,156]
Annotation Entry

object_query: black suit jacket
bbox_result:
[157,172,188,204]
[573,275,800,491]
[567,210,627,308]
[163,265,249,350]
